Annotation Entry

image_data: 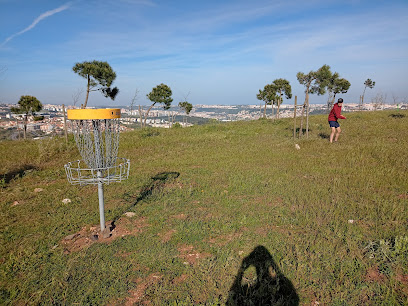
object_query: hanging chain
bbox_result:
[70,118,120,169]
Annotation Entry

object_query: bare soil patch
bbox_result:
[61,216,149,253]
[125,273,163,306]
[365,266,386,283]
[158,229,177,243]
[177,244,211,265]
[208,232,243,246]
[172,274,189,285]
[172,213,187,220]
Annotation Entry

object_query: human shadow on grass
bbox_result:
[318,133,329,139]
[389,113,405,118]
[227,245,299,306]
[112,171,180,222]
[289,127,308,135]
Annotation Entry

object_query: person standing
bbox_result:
[328,98,346,143]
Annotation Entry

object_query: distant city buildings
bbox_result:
[0,102,406,140]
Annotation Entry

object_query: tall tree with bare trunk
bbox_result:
[145,83,173,127]
[361,78,375,108]
[257,84,278,119]
[272,78,292,119]
[11,95,43,139]
[326,73,351,111]
[297,64,331,137]
[72,60,119,108]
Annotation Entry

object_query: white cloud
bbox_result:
[1,2,72,47]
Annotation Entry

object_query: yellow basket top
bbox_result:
[67,108,121,120]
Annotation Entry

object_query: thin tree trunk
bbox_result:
[331,94,337,110]
[361,86,367,107]
[138,105,144,128]
[293,96,297,139]
[16,118,20,140]
[271,103,275,120]
[300,104,305,137]
[144,103,156,127]
[264,102,267,118]
[277,91,283,119]
[62,104,68,143]
[83,75,90,108]
[23,114,27,139]
[306,92,310,138]
[327,93,333,113]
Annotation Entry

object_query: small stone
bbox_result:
[64,233,80,241]
[62,198,71,204]
[295,144,300,150]
[124,212,136,217]
[34,188,44,193]
[348,219,355,224]
[11,201,19,206]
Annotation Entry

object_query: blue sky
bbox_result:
[0,0,407,107]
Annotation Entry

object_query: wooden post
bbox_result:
[62,104,68,143]
[293,96,297,139]
[300,103,305,137]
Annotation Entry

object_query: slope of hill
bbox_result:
[1,110,407,305]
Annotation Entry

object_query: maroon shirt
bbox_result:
[328,103,346,122]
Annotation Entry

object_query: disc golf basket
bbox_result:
[64,109,130,233]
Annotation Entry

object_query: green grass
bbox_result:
[1,110,407,305]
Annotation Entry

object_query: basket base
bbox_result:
[64,158,130,185]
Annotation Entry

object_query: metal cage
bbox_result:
[64,108,130,233]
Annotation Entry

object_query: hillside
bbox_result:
[1,110,407,305]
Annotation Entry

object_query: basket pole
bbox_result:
[93,120,106,232]
[97,171,106,232]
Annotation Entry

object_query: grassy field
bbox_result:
[1,110,407,305]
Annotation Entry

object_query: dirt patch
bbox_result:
[395,273,408,285]
[177,244,211,265]
[365,266,386,283]
[208,232,243,246]
[61,216,149,254]
[114,217,149,238]
[395,273,408,296]
[158,229,177,243]
[163,181,184,190]
[172,274,188,285]
[398,193,408,199]
[125,273,163,306]
[172,213,187,220]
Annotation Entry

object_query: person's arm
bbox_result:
[335,106,346,119]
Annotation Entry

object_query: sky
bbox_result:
[0,0,407,107]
